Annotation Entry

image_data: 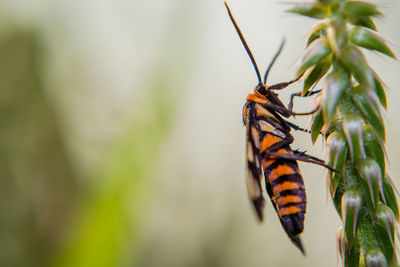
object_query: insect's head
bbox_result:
[255,83,268,95]
[255,84,277,102]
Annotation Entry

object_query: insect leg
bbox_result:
[261,102,319,118]
[283,90,321,134]
[292,150,338,172]
[293,149,324,163]
[266,150,337,172]
[284,120,310,134]
[288,89,322,112]
[270,152,337,172]
[262,140,337,172]
[267,74,303,91]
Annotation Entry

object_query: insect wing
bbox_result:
[244,106,265,221]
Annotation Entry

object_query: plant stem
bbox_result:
[288,0,398,265]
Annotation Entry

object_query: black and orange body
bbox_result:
[225,1,334,254]
[243,88,307,253]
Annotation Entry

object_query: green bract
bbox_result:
[340,46,374,86]
[344,1,382,18]
[342,188,362,248]
[375,204,395,264]
[327,132,347,195]
[359,158,383,210]
[287,2,328,19]
[382,176,399,220]
[307,22,328,46]
[351,85,385,141]
[311,109,325,144]
[350,27,396,58]
[343,114,365,163]
[298,37,331,75]
[349,16,377,31]
[363,125,385,177]
[374,77,387,109]
[322,70,348,122]
[365,247,387,267]
[303,57,331,94]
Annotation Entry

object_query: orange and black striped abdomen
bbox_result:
[263,153,306,237]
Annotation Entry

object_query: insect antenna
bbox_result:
[263,38,285,85]
[224,2,262,85]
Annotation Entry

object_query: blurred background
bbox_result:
[0,0,399,266]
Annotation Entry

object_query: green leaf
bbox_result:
[363,125,385,177]
[287,2,328,19]
[306,22,327,47]
[374,76,387,109]
[374,204,395,265]
[327,131,347,195]
[349,16,378,31]
[344,1,382,18]
[336,227,361,267]
[383,175,399,220]
[332,181,345,216]
[365,247,388,267]
[340,46,374,86]
[322,69,349,122]
[341,188,362,248]
[359,158,383,210]
[303,56,331,94]
[311,110,324,144]
[298,37,331,75]
[350,27,396,58]
[352,86,385,141]
[330,172,344,200]
[342,113,366,164]
[345,236,361,267]
[337,226,361,267]
[336,227,345,265]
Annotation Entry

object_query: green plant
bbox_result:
[288,0,398,266]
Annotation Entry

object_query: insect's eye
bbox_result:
[256,85,267,95]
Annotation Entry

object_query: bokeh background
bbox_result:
[0,0,399,266]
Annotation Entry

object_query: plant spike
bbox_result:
[288,0,398,265]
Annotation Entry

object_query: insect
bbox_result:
[225,2,335,254]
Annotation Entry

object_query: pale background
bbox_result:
[0,0,399,266]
